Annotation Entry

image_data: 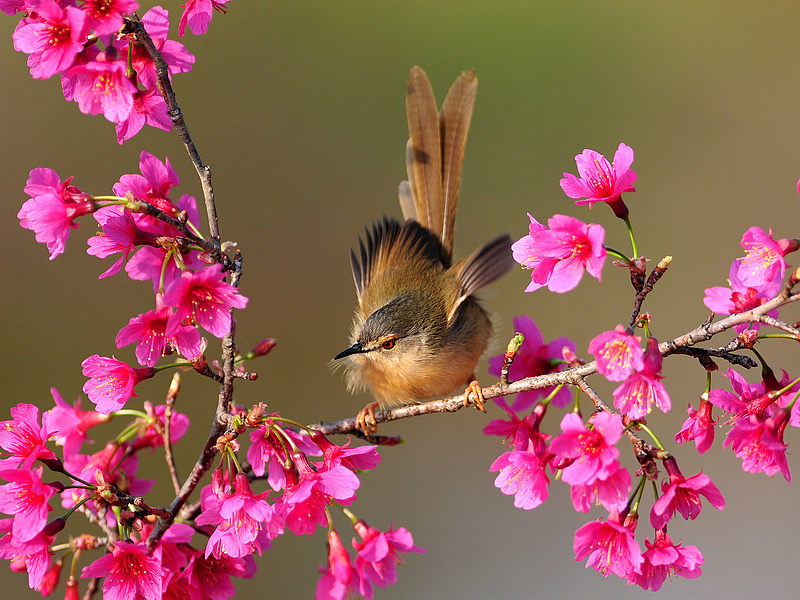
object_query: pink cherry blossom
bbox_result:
[512,213,606,293]
[630,529,703,591]
[129,402,190,451]
[650,457,725,529]
[0,466,55,542]
[247,425,320,491]
[352,520,425,599]
[703,260,781,332]
[724,408,791,481]
[588,325,643,382]
[734,226,796,290]
[0,518,54,590]
[81,540,161,600]
[62,47,137,124]
[489,445,550,510]
[116,303,203,366]
[164,264,249,339]
[549,411,623,486]
[0,403,57,469]
[81,355,155,413]
[675,396,717,454]
[559,143,636,218]
[487,315,575,409]
[612,337,671,419]
[18,167,95,260]
[483,398,551,455]
[569,462,631,514]
[182,551,257,600]
[43,388,107,456]
[124,6,196,88]
[179,0,231,38]
[282,453,360,535]
[82,0,138,35]
[309,431,381,473]
[113,152,182,216]
[573,511,643,579]
[316,528,360,600]
[116,87,172,144]
[12,0,88,79]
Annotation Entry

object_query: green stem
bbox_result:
[623,216,638,259]
[112,409,147,419]
[758,333,800,342]
[604,246,632,264]
[635,422,665,450]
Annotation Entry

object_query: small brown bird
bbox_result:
[334,66,514,433]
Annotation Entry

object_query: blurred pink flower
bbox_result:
[352,520,425,599]
[316,528,360,600]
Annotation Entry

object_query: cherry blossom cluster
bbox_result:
[3,1,203,144]
[486,143,800,589]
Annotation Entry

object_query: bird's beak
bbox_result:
[333,342,368,360]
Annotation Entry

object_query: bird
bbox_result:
[333,66,514,433]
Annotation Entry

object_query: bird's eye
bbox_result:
[381,339,397,350]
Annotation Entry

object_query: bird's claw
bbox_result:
[464,378,486,412]
[357,401,380,434]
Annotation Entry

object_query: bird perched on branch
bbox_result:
[334,66,514,433]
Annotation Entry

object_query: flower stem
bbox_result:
[604,246,632,264]
[635,422,665,450]
[623,216,638,259]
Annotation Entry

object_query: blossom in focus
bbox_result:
[490,444,551,510]
[316,528,360,600]
[569,462,631,514]
[352,520,425,599]
[179,0,231,38]
[630,529,703,591]
[573,511,643,579]
[511,213,606,293]
[247,426,321,491]
[675,396,717,454]
[81,355,155,413]
[0,519,54,591]
[612,337,671,419]
[588,325,643,382]
[83,0,139,34]
[62,47,137,124]
[116,303,203,366]
[164,264,249,339]
[649,457,725,529]
[549,411,623,486]
[734,226,797,290]
[703,260,781,332]
[18,168,95,260]
[559,143,636,217]
[723,409,791,481]
[116,88,172,144]
[81,540,161,600]
[0,466,55,542]
[0,403,57,469]
[12,0,87,79]
[487,315,575,409]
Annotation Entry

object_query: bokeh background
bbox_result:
[2,1,800,598]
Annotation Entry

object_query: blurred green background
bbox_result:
[2,1,800,598]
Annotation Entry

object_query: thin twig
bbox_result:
[628,256,671,328]
[163,373,182,495]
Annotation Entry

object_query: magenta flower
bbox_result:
[675,396,717,454]
[630,529,703,591]
[116,303,203,366]
[573,511,643,579]
[87,207,147,279]
[116,88,172,144]
[650,457,725,529]
[81,540,161,600]
[612,337,671,419]
[62,47,137,124]
[560,143,636,218]
[309,431,381,473]
[723,409,791,481]
[18,167,95,260]
[512,213,606,293]
[734,226,796,290]
[588,325,643,382]
[352,520,425,599]
[316,528,360,600]
[483,398,551,456]
[129,402,190,451]
[247,425,320,491]
[197,471,284,559]
[113,152,182,216]
[12,0,87,79]
[704,260,780,332]
[549,411,623,486]
[43,388,108,456]
[282,453,360,535]
[0,403,57,469]
[164,264,249,339]
[0,519,54,591]
[179,0,231,38]
[0,466,55,542]
[490,446,550,510]
[125,6,196,88]
[82,0,138,35]
[182,551,256,600]
[569,462,631,514]
[81,355,156,413]
[487,315,575,409]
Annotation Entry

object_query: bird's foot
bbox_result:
[463,376,486,412]
[356,401,380,434]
